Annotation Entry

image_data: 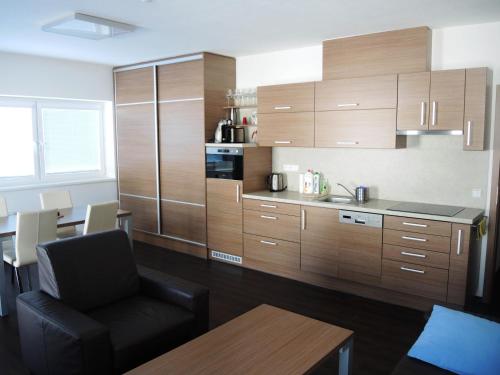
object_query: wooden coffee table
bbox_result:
[126,304,354,375]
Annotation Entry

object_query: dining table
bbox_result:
[0,206,133,317]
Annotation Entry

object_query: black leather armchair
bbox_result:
[17,230,209,375]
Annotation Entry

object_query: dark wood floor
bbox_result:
[1,240,497,374]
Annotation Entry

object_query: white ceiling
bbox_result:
[2,0,500,66]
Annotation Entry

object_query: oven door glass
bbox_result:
[206,153,243,180]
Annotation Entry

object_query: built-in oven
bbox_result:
[205,147,243,180]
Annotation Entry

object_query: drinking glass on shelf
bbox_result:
[234,89,242,107]
[226,89,233,107]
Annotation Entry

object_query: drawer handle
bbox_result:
[401,251,427,259]
[402,236,427,242]
[260,204,277,208]
[402,222,428,228]
[274,141,292,144]
[457,229,463,255]
[274,106,292,110]
[400,266,425,274]
[260,215,277,220]
[337,103,359,107]
[260,240,277,246]
[336,141,359,145]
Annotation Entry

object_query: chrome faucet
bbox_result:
[337,183,356,199]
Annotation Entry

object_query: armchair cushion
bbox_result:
[37,230,140,312]
[88,295,195,373]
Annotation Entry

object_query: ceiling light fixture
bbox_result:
[42,13,135,40]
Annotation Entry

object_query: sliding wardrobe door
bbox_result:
[157,59,206,245]
[115,67,159,233]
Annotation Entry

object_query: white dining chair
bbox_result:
[3,209,57,293]
[39,190,77,238]
[83,201,119,235]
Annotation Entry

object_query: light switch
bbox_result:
[283,164,299,172]
[472,188,482,198]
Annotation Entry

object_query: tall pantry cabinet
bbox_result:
[114,53,235,258]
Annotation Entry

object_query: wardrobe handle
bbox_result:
[466,121,472,146]
[457,229,463,255]
[420,102,426,126]
[431,101,437,126]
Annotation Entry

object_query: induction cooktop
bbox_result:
[387,202,465,217]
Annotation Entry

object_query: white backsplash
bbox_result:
[273,136,489,209]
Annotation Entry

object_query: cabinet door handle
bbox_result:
[336,141,359,145]
[260,240,277,246]
[260,204,277,208]
[400,266,425,274]
[403,222,428,228]
[301,209,306,230]
[236,184,240,203]
[337,103,359,107]
[420,101,426,126]
[457,229,463,255]
[466,121,472,146]
[431,101,437,126]
[401,251,427,259]
[274,141,292,144]
[274,106,292,110]
[260,215,277,220]
[402,236,427,242]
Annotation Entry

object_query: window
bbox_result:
[0,98,109,187]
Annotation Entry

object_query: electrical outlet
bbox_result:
[472,188,482,198]
[283,164,299,172]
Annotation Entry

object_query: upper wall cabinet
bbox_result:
[115,67,155,104]
[257,82,315,147]
[464,68,488,151]
[323,27,431,80]
[315,74,397,111]
[157,60,204,101]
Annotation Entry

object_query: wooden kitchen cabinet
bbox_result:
[464,68,488,150]
[429,69,465,131]
[315,109,403,148]
[300,206,340,277]
[207,178,243,256]
[447,224,472,305]
[257,82,314,113]
[258,112,314,147]
[315,74,397,111]
[397,72,431,131]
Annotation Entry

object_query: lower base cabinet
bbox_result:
[243,233,300,269]
[207,178,243,256]
[300,206,340,277]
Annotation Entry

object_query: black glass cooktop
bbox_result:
[387,202,465,217]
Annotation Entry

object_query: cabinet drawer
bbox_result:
[381,259,448,301]
[257,82,315,113]
[315,109,398,149]
[315,75,397,111]
[258,112,314,147]
[244,233,300,269]
[383,244,449,270]
[384,216,451,237]
[243,199,300,216]
[244,209,300,242]
[383,229,450,253]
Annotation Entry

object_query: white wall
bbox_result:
[237,21,500,295]
[0,51,117,211]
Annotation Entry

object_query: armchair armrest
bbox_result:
[138,266,209,335]
[17,291,112,375]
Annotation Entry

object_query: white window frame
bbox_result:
[0,97,108,188]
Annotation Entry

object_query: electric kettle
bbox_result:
[266,173,287,192]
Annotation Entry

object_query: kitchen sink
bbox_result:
[317,195,354,204]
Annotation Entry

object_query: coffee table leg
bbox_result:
[338,337,353,375]
[0,240,8,317]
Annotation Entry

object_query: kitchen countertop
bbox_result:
[242,190,484,225]
[205,143,257,148]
